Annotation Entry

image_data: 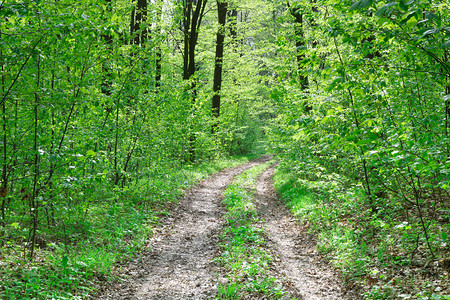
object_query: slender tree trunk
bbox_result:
[47,112,55,228]
[155,0,163,89]
[121,113,147,187]
[130,6,136,45]
[101,0,113,95]
[227,4,240,141]
[132,0,148,46]
[114,97,120,186]
[46,68,57,229]
[445,51,450,154]
[181,0,208,87]
[212,1,228,133]
[0,37,42,108]
[182,2,193,80]
[333,36,377,213]
[446,79,450,154]
[181,0,208,161]
[1,99,6,224]
[1,33,7,224]
[155,49,162,89]
[294,13,308,90]
[228,8,237,40]
[287,1,311,112]
[30,55,41,260]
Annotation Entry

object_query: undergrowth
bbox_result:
[215,161,286,299]
[273,164,450,300]
[0,155,255,300]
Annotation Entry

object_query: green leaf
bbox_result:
[357,139,372,145]
[420,28,439,39]
[398,0,408,11]
[400,10,417,26]
[406,16,417,28]
[62,255,68,268]
[10,222,20,229]
[28,277,38,285]
[375,2,397,16]
[349,0,373,11]
[424,11,438,24]
[441,39,450,49]
[442,231,448,242]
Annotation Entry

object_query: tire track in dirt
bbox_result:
[96,156,272,300]
[254,164,361,300]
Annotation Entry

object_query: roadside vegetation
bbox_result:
[274,165,450,300]
[269,0,450,298]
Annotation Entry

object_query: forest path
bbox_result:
[97,156,273,299]
[97,157,358,299]
[253,165,359,300]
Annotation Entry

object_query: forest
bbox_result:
[0,0,449,299]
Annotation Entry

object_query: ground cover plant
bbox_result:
[274,165,450,299]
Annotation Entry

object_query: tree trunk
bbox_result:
[445,52,450,152]
[29,55,41,260]
[101,0,113,95]
[182,0,208,82]
[446,78,450,153]
[181,0,208,161]
[1,32,7,224]
[287,1,311,112]
[212,1,228,133]
[132,0,148,46]
[155,0,163,89]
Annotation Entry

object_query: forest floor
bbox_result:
[95,156,359,299]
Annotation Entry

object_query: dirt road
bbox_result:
[97,157,358,299]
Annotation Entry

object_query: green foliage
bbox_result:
[274,162,450,297]
[267,0,450,295]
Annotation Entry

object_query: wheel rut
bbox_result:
[96,156,272,300]
[254,165,360,300]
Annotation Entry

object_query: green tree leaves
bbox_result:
[375,2,398,16]
[269,0,450,294]
[349,0,374,11]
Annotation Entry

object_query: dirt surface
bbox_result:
[96,156,272,300]
[254,165,361,300]
[97,157,359,299]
